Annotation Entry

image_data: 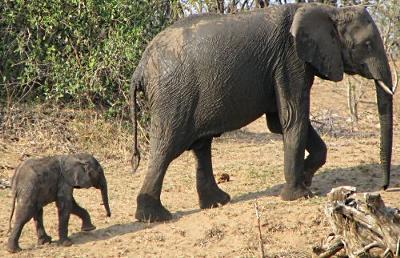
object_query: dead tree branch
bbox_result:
[313,186,400,258]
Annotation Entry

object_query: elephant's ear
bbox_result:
[290,5,344,82]
[62,157,92,189]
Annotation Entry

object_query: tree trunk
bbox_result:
[313,186,400,258]
[255,0,267,8]
[216,0,224,13]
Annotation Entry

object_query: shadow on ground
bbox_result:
[69,209,201,246]
[70,163,400,246]
[233,164,400,203]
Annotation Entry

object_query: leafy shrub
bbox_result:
[0,0,176,116]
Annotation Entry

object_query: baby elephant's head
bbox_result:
[63,154,111,217]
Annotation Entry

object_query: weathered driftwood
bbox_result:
[313,186,400,258]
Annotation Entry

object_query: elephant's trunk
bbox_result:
[375,79,393,190]
[100,176,111,217]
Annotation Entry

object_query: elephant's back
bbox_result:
[14,157,59,187]
[136,4,298,92]
[12,161,39,200]
[14,158,60,204]
[136,10,267,91]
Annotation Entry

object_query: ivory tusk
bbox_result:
[392,68,398,94]
[377,80,394,96]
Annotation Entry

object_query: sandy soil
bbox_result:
[0,77,399,257]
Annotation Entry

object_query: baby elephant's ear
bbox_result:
[63,157,92,188]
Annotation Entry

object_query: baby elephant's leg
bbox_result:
[56,197,73,246]
[71,198,96,231]
[34,207,52,245]
[7,204,35,253]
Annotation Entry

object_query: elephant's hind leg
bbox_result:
[304,124,327,187]
[135,134,184,222]
[34,207,52,245]
[193,138,231,209]
[7,203,35,253]
[135,157,174,222]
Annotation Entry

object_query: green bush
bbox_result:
[0,0,177,115]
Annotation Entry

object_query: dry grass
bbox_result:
[0,105,133,173]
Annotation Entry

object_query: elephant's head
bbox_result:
[62,154,111,216]
[290,4,395,189]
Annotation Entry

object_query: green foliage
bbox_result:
[0,0,177,115]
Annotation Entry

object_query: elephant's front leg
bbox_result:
[71,198,96,232]
[56,196,73,246]
[276,73,314,201]
[280,115,313,200]
[193,138,230,209]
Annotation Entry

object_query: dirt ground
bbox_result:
[0,77,399,257]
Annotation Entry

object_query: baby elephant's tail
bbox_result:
[130,76,141,173]
[8,173,18,233]
[8,192,16,233]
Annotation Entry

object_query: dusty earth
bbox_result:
[0,77,399,257]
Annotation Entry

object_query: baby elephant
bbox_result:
[7,153,111,253]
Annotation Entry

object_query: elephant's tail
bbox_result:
[8,168,18,233]
[130,76,141,173]
[8,192,16,233]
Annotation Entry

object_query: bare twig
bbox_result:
[241,0,249,10]
[216,0,224,13]
[383,21,392,51]
[314,239,344,258]
[254,200,265,258]
[396,238,400,256]
[354,241,385,256]
[347,77,358,123]
[389,53,398,94]
[383,248,393,258]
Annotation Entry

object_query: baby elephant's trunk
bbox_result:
[100,182,111,217]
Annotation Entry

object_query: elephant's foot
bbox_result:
[37,234,52,245]
[59,238,73,247]
[198,186,231,209]
[6,240,21,253]
[81,223,96,232]
[280,184,313,201]
[135,194,172,222]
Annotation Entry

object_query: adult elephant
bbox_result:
[131,3,395,222]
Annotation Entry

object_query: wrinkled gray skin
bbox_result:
[7,153,111,253]
[131,3,393,222]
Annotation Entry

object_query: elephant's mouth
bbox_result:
[342,61,357,75]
